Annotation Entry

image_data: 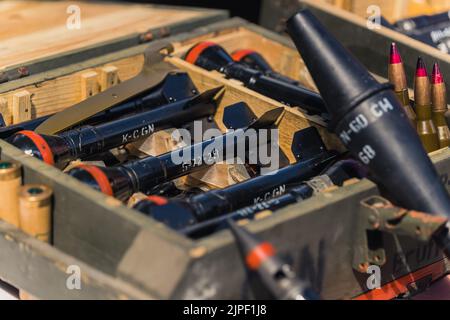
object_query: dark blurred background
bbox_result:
[115,0,263,23]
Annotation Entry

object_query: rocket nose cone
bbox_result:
[286,10,387,124]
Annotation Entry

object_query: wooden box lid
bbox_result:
[0,1,226,78]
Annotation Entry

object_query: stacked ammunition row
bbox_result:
[0,160,52,243]
[389,43,450,152]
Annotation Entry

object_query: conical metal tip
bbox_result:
[416,57,428,77]
[432,62,444,84]
[389,43,402,64]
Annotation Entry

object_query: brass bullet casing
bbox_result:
[431,64,450,149]
[433,112,450,148]
[0,161,22,227]
[414,72,440,153]
[398,89,416,125]
[19,184,53,243]
[388,62,408,92]
[388,43,416,124]
[388,63,416,124]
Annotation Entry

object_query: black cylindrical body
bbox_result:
[69,127,269,201]
[233,66,325,115]
[231,49,299,85]
[286,10,450,216]
[8,92,217,168]
[182,187,309,238]
[185,42,327,116]
[181,159,367,238]
[133,153,337,229]
[0,72,197,140]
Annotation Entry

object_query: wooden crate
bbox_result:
[0,15,449,299]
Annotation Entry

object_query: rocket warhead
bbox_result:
[287,10,450,262]
[286,9,450,216]
[227,219,319,300]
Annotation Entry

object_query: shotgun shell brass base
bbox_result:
[19,184,53,243]
[0,161,22,227]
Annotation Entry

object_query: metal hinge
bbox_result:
[352,196,448,273]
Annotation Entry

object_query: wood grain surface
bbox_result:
[0,0,202,70]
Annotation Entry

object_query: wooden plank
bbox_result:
[0,54,145,118]
[100,66,120,91]
[0,97,9,125]
[80,71,100,100]
[12,90,31,123]
[0,1,204,70]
